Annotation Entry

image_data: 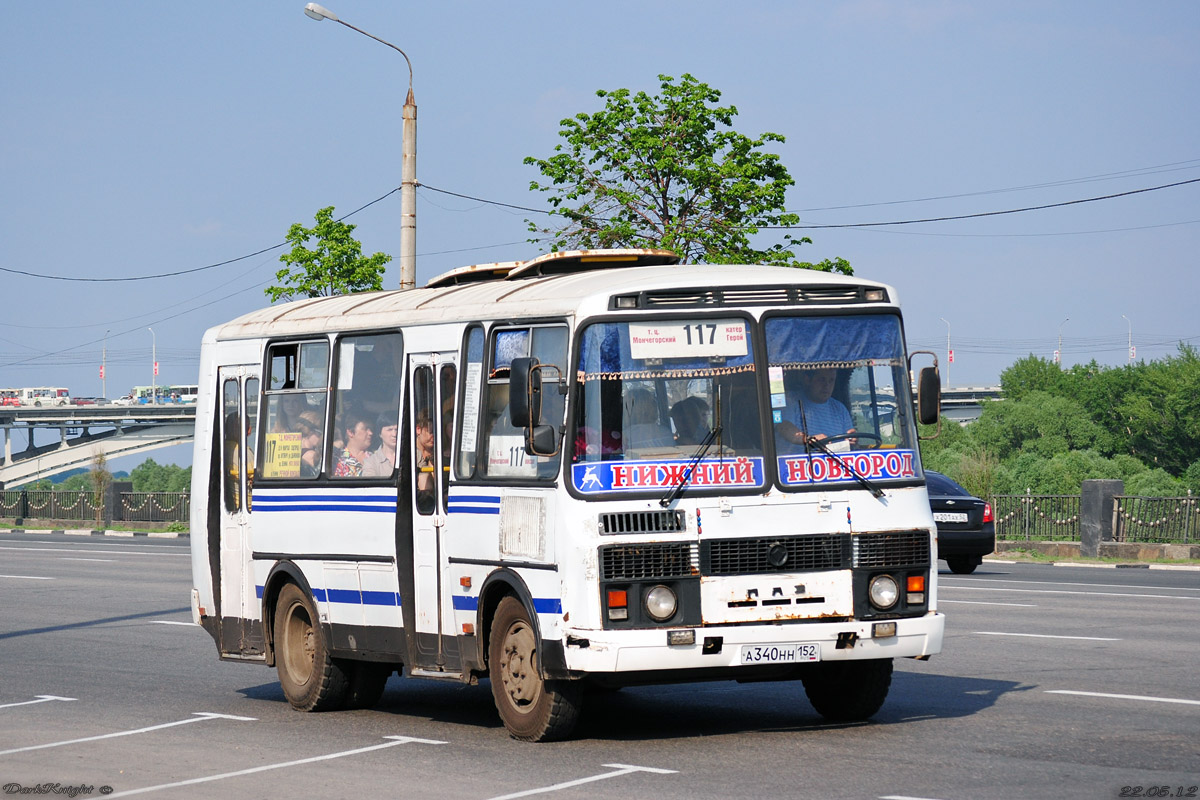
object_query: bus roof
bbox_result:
[208,257,897,342]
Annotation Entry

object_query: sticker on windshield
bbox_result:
[628,320,748,360]
[778,449,917,486]
[572,457,764,494]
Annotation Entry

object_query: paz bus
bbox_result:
[189,249,945,741]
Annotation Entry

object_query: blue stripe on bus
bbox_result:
[448,494,501,504]
[447,505,501,515]
[254,504,397,513]
[254,494,399,503]
[452,595,479,611]
[451,595,561,615]
[532,598,563,615]
[255,585,401,607]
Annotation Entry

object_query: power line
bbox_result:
[767,178,1200,230]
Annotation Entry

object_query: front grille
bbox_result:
[702,534,848,575]
[852,531,930,568]
[600,542,699,580]
[599,509,685,535]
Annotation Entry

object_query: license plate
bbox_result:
[933,511,969,523]
[740,642,820,665]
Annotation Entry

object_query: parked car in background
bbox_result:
[113,395,138,406]
[926,470,995,574]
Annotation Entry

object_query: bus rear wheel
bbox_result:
[274,583,348,711]
[801,657,893,722]
[488,596,581,742]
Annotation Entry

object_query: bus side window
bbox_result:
[412,366,436,514]
[222,379,241,512]
[456,326,484,479]
[330,333,402,480]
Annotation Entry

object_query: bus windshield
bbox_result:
[570,313,920,496]
[571,317,767,495]
[764,313,921,489]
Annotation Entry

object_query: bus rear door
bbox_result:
[217,364,260,656]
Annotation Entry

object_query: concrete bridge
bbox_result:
[0,405,196,487]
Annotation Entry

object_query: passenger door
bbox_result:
[407,353,460,671]
[217,365,260,656]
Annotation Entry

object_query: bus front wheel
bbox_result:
[801,657,893,722]
[488,596,581,742]
[274,583,348,711]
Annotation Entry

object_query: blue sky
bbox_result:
[3,2,1198,469]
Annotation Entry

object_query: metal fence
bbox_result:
[0,489,190,524]
[1113,493,1197,544]
[989,493,1081,542]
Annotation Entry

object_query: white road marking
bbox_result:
[151,620,196,626]
[940,599,1036,607]
[61,558,116,562]
[0,712,255,756]
[881,796,946,800]
[974,631,1119,641]
[943,576,1200,592]
[0,545,187,558]
[103,735,445,798]
[942,585,1197,601]
[0,574,53,580]
[1046,690,1200,707]
[486,763,678,800]
[0,695,76,710]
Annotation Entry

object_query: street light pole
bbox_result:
[102,329,109,400]
[147,327,156,405]
[939,317,951,389]
[304,3,417,290]
[1056,317,1070,366]
[1121,314,1133,363]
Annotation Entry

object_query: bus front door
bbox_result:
[216,365,260,657]
[407,353,460,673]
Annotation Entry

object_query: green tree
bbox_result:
[266,206,391,303]
[525,74,849,272]
[999,355,1064,401]
[129,458,190,492]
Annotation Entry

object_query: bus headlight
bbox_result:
[645,585,678,621]
[868,575,899,610]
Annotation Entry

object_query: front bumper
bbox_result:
[561,611,944,673]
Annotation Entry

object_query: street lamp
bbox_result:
[304,3,417,290]
[1122,314,1133,362]
[147,327,157,404]
[939,317,951,389]
[1056,317,1069,366]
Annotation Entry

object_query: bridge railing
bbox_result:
[991,493,1081,542]
[1113,493,1197,544]
[0,489,190,525]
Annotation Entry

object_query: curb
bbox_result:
[3,528,189,539]
[983,556,1200,572]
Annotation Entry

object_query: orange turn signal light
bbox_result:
[607,589,628,608]
[907,575,926,593]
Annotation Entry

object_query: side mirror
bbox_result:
[509,357,540,428]
[917,365,941,426]
[528,423,559,457]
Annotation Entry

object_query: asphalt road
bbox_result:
[1,532,1197,800]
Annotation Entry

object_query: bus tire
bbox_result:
[801,657,893,722]
[344,662,392,710]
[488,596,581,742]
[274,583,348,712]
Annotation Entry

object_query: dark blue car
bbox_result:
[926,470,994,574]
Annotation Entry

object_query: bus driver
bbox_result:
[775,367,856,451]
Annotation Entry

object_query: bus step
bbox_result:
[407,667,465,682]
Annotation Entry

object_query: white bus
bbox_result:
[18,386,70,406]
[189,249,945,741]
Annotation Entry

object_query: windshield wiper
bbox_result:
[802,435,885,499]
[659,424,723,508]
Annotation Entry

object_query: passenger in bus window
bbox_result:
[363,414,398,477]
[414,410,436,511]
[776,368,856,451]
[670,396,710,445]
[333,410,373,477]
[296,411,324,477]
[624,388,674,449]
